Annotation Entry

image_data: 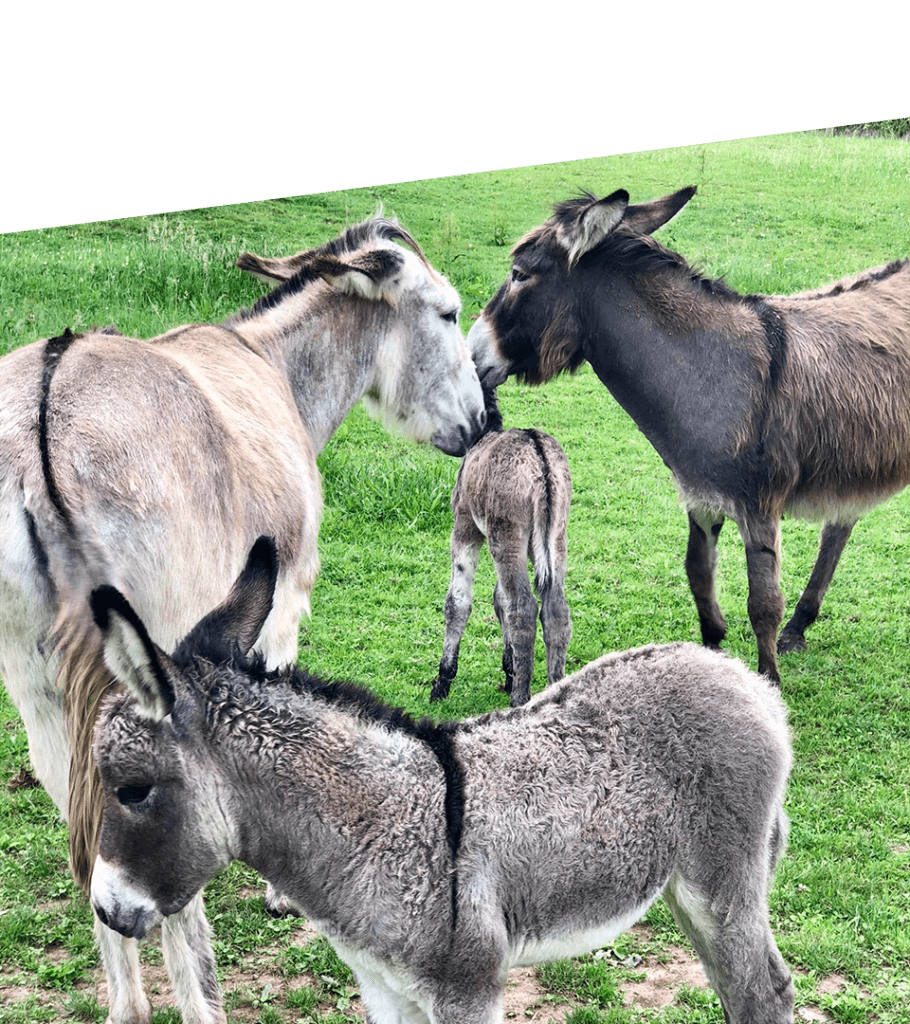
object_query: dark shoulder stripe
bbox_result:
[745,297,788,393]
[39,329,80,537]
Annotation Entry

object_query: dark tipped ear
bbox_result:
[622,185,697,235]
[236,251,310,284]
[177,536,279,661]
[91,585,177,721]
[556,189,629,266]
[310,248,405,302]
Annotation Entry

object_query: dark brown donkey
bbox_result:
[467,186,910,682]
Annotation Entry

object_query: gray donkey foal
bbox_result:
[90,539,794,1024]
[432,389,572,705]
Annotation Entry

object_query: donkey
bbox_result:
[89,536,794,1024]
[431,386,572,705]
[467,185,910,682]
[0,217,485,1024]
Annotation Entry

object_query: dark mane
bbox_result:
[228,217,430,324]
[587,227,742,300]
[182,645,465,889]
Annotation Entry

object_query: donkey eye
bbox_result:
[441,309,458,324]
[511,266,530,284]
[117,784,153,806]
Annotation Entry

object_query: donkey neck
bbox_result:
[232,286,390,454]
[579,268,766,483]
[209,674,453,927]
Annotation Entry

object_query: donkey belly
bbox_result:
[506,889,663,968]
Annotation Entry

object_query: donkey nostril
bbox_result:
[94,903,110,928]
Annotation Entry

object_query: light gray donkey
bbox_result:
[431,386,572,705]
[0,218,486,1024]
[89,537,794,1024]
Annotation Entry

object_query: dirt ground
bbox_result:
[0,919,849,1023]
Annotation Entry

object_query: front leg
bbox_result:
[685,508,727,648]
[738,512,785,684]
[160,893,226,1024]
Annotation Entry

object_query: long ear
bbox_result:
[310,248,406,304]
[622,185,697,235]
[176,536,279,662]
[90,586,177,721]
[557,189,630,267]
[236,251,310,284]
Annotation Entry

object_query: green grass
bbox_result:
[2,127,910,1022]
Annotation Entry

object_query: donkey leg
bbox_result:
[538,578,572,686]
[160,893,226,1024]
[431,513,484,701]
[685,509,727,648]
[738,513,785,683]
[94,918,152,1024]
[489,525,537,706]
[664,870,793,1024]
[778,520,855,654]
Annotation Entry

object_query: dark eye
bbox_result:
[511,266,530,284]
[441,310,458,324]
[117,784,153,806]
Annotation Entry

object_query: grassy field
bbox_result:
[1,129,909,1023]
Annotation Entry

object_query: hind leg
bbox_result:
[489,523,537,706]
[664,872,792,1024]
[685,509,728,648]
[538,580,571,686]
[431,511,484,702]
[778,520,854,654]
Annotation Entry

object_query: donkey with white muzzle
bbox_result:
[90,537,794,1024]
[0,217,485,1023]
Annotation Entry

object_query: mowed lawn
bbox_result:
[1,129,909,1022]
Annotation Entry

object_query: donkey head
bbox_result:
[238,218,486,456]
[89,537,278,939]
[467,186,697,385]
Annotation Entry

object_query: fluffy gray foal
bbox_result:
[90,539,794,1024]
[432,388,572,705]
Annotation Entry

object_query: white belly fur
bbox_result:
[506,891,662,969]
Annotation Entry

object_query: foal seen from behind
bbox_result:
[431,387,572,705]
[468,185,910,682]
[90,537,794,1024]
[0,217,486,1024]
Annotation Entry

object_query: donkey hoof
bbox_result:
[429,678,451,702]
[777,632,807,654]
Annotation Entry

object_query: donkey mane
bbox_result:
[517,192,741,302]
[793,257,908,299]
[231,217,433,323]
[177,643,466,867]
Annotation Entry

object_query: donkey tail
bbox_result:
[36,328,114,893]
[525,430,571,596]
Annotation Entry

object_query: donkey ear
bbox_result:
[236,251,310,284]
[310,249,406,304]
[558,189,630,266]
[622,185,697,236]
[90,586,177,722]
[177,536,279,661]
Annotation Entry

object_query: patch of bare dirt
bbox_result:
[0,919,864,1023]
